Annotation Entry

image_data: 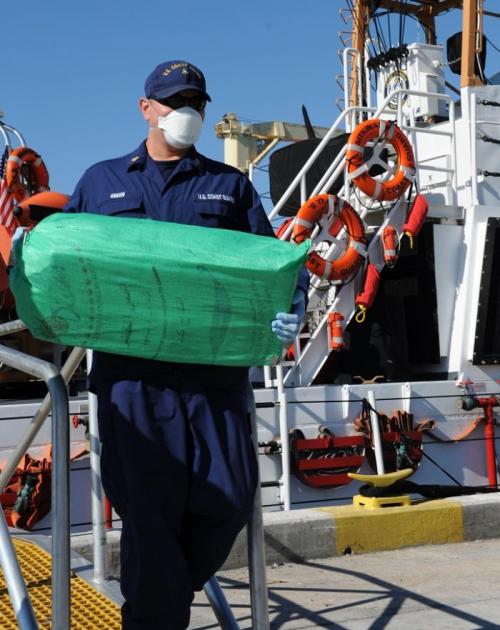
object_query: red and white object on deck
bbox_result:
[382,225,399,266]
[327,311,345,350]
[355,263,381,323]
[402,194,429,247]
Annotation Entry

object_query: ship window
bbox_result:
[473,218,500,365]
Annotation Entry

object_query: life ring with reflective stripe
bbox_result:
[346,119,415,201]
[292,193,366,282]
[5,147,49,203]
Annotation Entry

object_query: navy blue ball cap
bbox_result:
[144,60,211,101]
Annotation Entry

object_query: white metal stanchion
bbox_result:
[367,390,385,475]
[247,392,270,630]
[86,351,108,583]
[276,365,291,510]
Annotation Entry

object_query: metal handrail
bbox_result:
[86,351,108,583]
[247,389,270,628]
[0,121,27,149]
[270,88,457,227]
[342,47,363,131]
[0,509,38,628]
[0,342,70,629]
[0,334,85,495]
[267,105,360,221]
[204,578,240,629]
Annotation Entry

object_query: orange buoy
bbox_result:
[292,194,366,282]
[15,191,69,227]
[5,147,49,203]
[382,225,398,266]
[0,225,16,311]
[355,263,381,323]
[327,312,345,350]
[0,225,12,291]
[346,119,415,201]
[275,217,294,240]
[402,194,428,247]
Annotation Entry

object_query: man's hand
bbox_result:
[271,288,306,345]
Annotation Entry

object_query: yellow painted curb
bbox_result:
[317,499,464,555]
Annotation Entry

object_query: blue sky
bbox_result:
[2,1,499,212]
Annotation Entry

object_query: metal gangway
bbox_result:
[0,318,270,629]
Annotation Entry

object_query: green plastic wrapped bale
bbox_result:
[10,213,309,366]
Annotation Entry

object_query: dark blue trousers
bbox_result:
[96,376,258,630]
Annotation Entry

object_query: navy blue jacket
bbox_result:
[65,141,307,389]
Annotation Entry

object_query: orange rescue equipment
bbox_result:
[382,225,398,266]
[290,429,365,488]
[346,119,416,201]
[5,147,49,203]
[275,217,293,241]
[0,225,12,293]
[327,312,345,350]
[292,194,366,282]
[15,191,69,227]
[402,193,428,247]
[355,263,381,323]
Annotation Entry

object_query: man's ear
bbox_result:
[139,97,151,122]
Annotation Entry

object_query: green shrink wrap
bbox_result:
[10,213,309,366]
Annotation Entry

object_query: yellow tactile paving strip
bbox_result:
[0,538,121,629]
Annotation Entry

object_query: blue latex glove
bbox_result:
[8,227,26,268]
[271,288,306,345]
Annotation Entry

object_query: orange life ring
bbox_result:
[292,193,366,281]
[5,147,49,203]
[346,119,415,201]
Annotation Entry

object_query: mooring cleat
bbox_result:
[347,468,414,487]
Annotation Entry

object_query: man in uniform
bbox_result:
[65,60,306,629]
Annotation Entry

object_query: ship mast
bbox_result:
[349,0,485,106]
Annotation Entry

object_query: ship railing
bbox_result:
[469,95,500,206]
[0,319,71,629]
[0,321,270,629]
[0,120,26,149]
[342,47,372,131]
[268,89,456,227]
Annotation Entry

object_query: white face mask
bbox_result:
[155,106,203,149]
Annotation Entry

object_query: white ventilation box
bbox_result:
[376,43,447,119]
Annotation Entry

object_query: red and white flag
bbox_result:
[0,147,16,236]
